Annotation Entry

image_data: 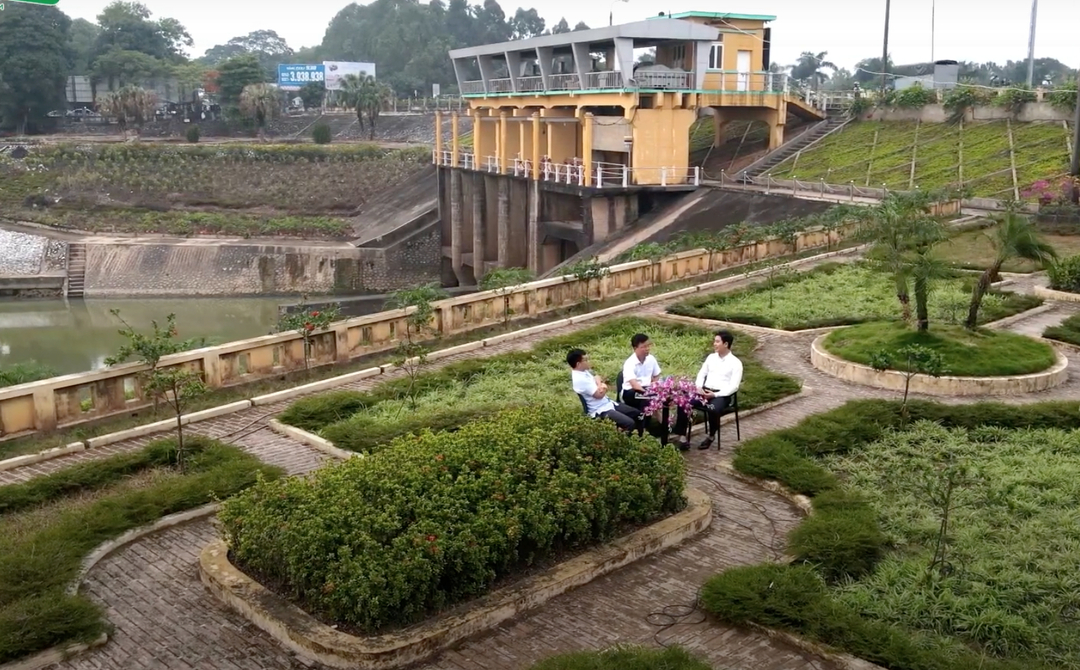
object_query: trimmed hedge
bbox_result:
[1044,312,1080,347]
[708,399,1080,670]
[528,645,716,670]
[219,408,686,634]
[0,436,282,664]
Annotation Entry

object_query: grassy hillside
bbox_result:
[770,120,1072,199]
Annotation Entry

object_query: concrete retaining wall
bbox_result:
[866,102,1072,123]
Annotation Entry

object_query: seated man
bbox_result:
[689,330,743,450]
[567,348,641,433]
[620,333,662,410]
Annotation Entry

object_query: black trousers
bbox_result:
[598,403,641,432]
[673,394,732,438]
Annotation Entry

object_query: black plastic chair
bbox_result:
[692,390,741,448]
[577,392,591,416]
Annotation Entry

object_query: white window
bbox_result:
[708,43,724,70]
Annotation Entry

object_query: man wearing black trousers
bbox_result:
[673,330,743,449]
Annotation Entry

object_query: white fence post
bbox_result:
[694,166,701,186]
[622,165,629,187]
[661,167,667,187]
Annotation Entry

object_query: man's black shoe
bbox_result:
[698,437,714,450]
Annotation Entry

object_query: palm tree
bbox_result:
[239,83,281,140]
[98,85,157,138]
[964,213,1056,328]
[790,51,837,92]
[341,75,391,140]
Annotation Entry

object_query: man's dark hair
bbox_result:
[630,333,650,349]
[566,348,586,368]
[715,330,734,348]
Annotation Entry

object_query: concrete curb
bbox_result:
[1034,285,1080,303]
[0,634,110,670]
[199,487,713,670]
[0,244,865,475]
[267,420,358,461]
[983,302,1055,330]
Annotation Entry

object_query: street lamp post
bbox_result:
[881,0,891,93]
[610,0,629,26]
[1026,0,1039,87]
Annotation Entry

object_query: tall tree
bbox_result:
[214,54,266,107]
[550,18,571,34]
[91,47,163,89]
[790,51,836,90]
[69,18,99,75]
[200,29,294,80]
[509,8,545,39]
[0,4,72,133]
[92,1,190,63]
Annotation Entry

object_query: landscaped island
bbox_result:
[278,317,801,453]
[707,399,1080,670]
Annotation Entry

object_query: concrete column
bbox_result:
[531,113,541,180]
[434,111,443,164]
[451,112,460,167]
[583,113,595,187]
[472,173,485,278]
[498,111,509,175]
[497,177,510,267]
[527,178,540,273]
[473,110,483,165]
[450,169,464,284]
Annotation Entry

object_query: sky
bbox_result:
[64,0,1079,72]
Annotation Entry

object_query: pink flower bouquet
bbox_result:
[642,376,700,427]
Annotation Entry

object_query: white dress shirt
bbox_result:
[695,352,743,397]
[572,369,616,417]
[622,353,661,390]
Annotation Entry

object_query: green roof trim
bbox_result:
[651,11,777,22]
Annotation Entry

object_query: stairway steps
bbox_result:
[66,243,87,299]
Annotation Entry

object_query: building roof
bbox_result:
[652,11,777,22]
[448,18,720,59]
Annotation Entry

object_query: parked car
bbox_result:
[66,107,99,118]
[46,110,65,118]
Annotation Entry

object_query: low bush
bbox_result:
[280,317,801,453]
[1047,254,1080,293]
[0,360,56,388]
[219,408,686,634]
[528,645,715,670]
[668,263,1037,330]
[1043,312,1080,346]
[185,126,200,143]
[311,123,332,144]
[0,436,281,663]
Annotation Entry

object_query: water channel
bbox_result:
[0,297,285,376]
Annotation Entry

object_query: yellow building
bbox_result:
[435,11,824,187]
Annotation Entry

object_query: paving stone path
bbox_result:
[14,262,1077,670]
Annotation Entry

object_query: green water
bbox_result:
[0,297,284,376]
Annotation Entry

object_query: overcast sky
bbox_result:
[66,0,1078,71]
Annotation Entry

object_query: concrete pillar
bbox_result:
[451,112,460,167]
[450,169,464,284]
[434,111,443,164]
[472,173,485,278]
[583,113,595,187]
[498,111,509,175]
[473,110,483,165]
[531,113,541,180]
[527,179,540,274]
[768,119,785,151]
[497,177,510,267]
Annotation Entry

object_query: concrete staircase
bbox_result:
[737,115,849,181]
[66,243,86,299]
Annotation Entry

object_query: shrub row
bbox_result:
[0,436,282,664]
[528,645,714,670]
[1047,254,1080,293]
[219,408,686,634]
[1043,312,1080,347]
[709,399,1080,670]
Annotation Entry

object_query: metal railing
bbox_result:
[631,71,694,90]
[548,73,581,91]
[517,76,545,92]
[459,70,798,96]
[435,151,701,188]
[488,77,514,93]
[460,81,485,95]
[583,71,624,89]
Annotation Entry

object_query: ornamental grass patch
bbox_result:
[0,435,281,664]
[1043,313,1080,347]
[278,317,801,453]
[528,645,717,670]
[668,263,1040,331]
[218,407,686,634]
[823,321,1057,377]
[708,399,1080,670]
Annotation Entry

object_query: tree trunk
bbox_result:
[175,411,185,473]
[914,275,930,331]
[895,276,911,322]
[964,264,998,329]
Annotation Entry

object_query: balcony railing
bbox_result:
[434,152,701,188]
[584,71,624,89]
[459,70,794,97]
[517,75,545,92]
[460,80,485,95]
[548,73,580,91]
[631,70,694,90]
[488,77,514,93]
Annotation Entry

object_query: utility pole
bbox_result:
[931,0,936,63]
[881,0,891,93]
[1071,81,1080,203]
[1026,0,1038,87]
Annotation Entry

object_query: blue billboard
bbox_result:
[277,64,325,88]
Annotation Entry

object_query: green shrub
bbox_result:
[1043,312,1080,346]
[892,84,938,109]
[1048,82,1078,111]
[320,403,510,454]
[994,86,1038,112]
[1047,254,1080,292]
[0,360,56,388]
[277,390,370,432]
[312,122,332,144]
[731,437,838,496]
[528,645,715,670]
[185,125,200,143]
[787,492,885,581]
[219,408,686,634]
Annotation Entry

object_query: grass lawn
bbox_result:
[823,321,1057,376]
[1044,313,1080,347]
[529,646,716,670]
[279,317,801,453]
[0,436,282,663]
[706,399,1080,670]
[934,227,1080,273]
[668,263,1041,331]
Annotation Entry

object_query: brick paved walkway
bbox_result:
[24,261,1079,670]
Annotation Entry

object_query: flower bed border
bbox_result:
[198,487,712,670]
[810,333,1068,396]
[1034,285,1080,303]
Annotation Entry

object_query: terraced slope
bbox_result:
[770,120,1072,198]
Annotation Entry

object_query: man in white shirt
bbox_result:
[620,333,662,409]
[567,348,641,433]
[677,330,743,449]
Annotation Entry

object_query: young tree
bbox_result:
[97,85,158,136]
[146,368,207,473]
[386,283,448,408]
[625,242,673,286]
[276,297,341,372]
[869,344,948,419]
[964,213,1056,328]
[478,267,534,329]
[239,82,281,139]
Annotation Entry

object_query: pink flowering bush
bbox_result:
[643,376,702,427]
[1022,177,1080,207]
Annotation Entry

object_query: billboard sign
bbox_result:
[323,62,377,91]
[277,64,325,90]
